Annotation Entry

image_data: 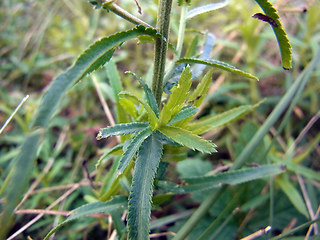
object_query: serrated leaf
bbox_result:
[96,122,149,139]
[34,25,159,128]
[159,66,193,125]
[169,106,198,125]
[182,164,286,192]
[276,176,308,217]
[126,71,159,117]
[43,196,127,240]
[127,133,163,240]
[187,1,228,19]
[176,58,259,81]
[118,127,152,174]
[254,0,292,69]
[188,103,260,134]
[157,125,216,154]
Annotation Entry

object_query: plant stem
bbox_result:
[164,3,188,83]
[103,2,153,28]
[152,0,173,107]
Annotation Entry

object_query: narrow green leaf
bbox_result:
[43,196,127,240]
[157,125,216,154]
[96,122,149,139]
[118,127,152,174]
[188,103,259,134]
[276,176,308,217]
[0,129,43,239]
[119,91,159,129]
[182,164,285,192]
[159,66,193,125]
[176,58,259,81]
[127,133,163,240]
[169,106,198,125]
[119,98,139,119]
[95,145,123,168]
[187,69,213,107]
[106,60,122,103]
[126,71,159,117]
[34,25,159,128]
[253,0,292,69]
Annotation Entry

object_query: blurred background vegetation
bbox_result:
[0,0,319,239]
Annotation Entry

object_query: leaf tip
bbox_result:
[96,131,102,140]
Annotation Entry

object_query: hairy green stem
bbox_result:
[152,0,173,107]
[102,2,153,28]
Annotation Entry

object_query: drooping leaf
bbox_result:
[157,125,217,154]
[182,164,286,192]
[159,66,193,125]
[96,122,149,139]
[127,133,163,240]
[188,103,260,134]
[34,25,159,128]
[253,0,292,69]
[276,176,308,217]
[176,58,259,81]
[43,196,128,240]
[187,1,229,19]
[169,106,198,125]
[126,71,159,117]
[118,127,152,174]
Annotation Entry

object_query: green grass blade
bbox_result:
[105,60,123,103]
[188,103,260,134]
[96,122,149,139]
[173,50,320,240]
[157,125,217,153]
[182,164,285,192]
[34,25,159,128]
[127,133,163,240]
[231,49,320,171]
[176,58,259,81]
[187,69,213,107]
[276,176,308,217]
[0,129,43,240]
[43,196,127,240]
[118,127,152,174]
[253,0,292,69]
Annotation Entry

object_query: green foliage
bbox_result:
[253,0,292,69]
[1,0,318,239]
[43,196,128,240]
[127,134,163,240]
[176,58,259,81]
